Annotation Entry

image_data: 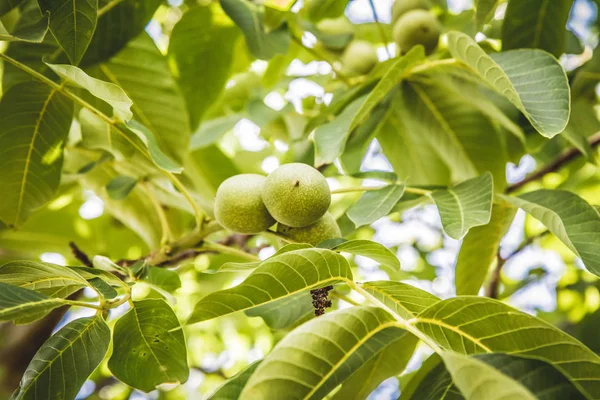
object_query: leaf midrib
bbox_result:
[15,87,58,226]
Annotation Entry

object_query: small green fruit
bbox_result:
[214,174,275,234]
[262,163,331,227]
[317,17,353,36]
[391,0,432,23]
[277,213,341,245]
[341,40,379,76]
[393,9,441,55]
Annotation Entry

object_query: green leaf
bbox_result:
[240,306,405,399]
[0,12,48,42]
[443,352,537,400]
[431,172,493,240]
[411,353,588,400]
[190,114,242,150]
[502,0,574,57]
[79,0,161,66]
[306,0,348,21]
[346,184,406,228]
[123,119,183,173]
[86,277,118,299]
[12,315,110,400]
[169,7,239,130]
[332,333,418,400]
[221,0,289,60]
[502,190,600,277]
[78,108,134,159]
[562,100,600,162]
[411,297,600,399]
[0,0,26,16]
[106,175,137,200]
[313,95,367,167]
[216,243,312,273]
[359,280,440,319]
[46,62,133,121]
[91,32,190,163]
[108,299,189,392]
[38,0,98,65]
[0,260,91,298]
[0,282,68,324]
[140,266,182,293]
[188,248,353,324]
[0,81,73,227]
[455,203,516,295]
[349,46,425,132]
[446,31,570,138]
[377,99,451,185]
[331,239,400,273]
[401,78,512,185]
[474,0,499,30]
[208,361,261,400]
[245,290,314,329]
[399,354,457,400]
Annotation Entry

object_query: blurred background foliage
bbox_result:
[0,0,600,399]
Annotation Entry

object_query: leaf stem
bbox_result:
[98,0,127,16]
[331,186,432,196]
[0,52,205,226]
[141,182,174,245]
[201,241,260,262]
[64,300,103,311]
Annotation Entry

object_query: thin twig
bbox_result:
[68,242,93,268]
[290,35,351,85]
[486,231,550,298]
[506,131,600,194]
[367,0,392,58]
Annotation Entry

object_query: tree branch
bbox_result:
[69,242,93,268]
[486,231,550,298]
[506,131,600,194]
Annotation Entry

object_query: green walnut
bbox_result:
[317,17,354,36]
[262,163,331,227]
[393,9,441,55]
[214,174,275,234]
[277,213,341,246]
[341,40,379,76]
[392,0,432,23]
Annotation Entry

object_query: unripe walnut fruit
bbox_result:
[277,213,341,245]
[341,40,379,76]
[262,163,331,228]
[214,174,275,234]
[391,0,432,23]
[393,9,441,55]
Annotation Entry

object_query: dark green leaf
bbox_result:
[108,299,189,392]
[0,260,90,298]
[12,315,110,400]
[188,248,353,324]
[502,190,600,277]
[208,362,261,400]
[0,282,68,324]
[447,31,570,138]
[168,7,239,129]
[221,0,289,59]
[240,306,405,399]
[123,120,183,173]
[359,280,440,319]
[432,172,493,240]
[106,175,137,200]
[0,81,73,227]
[38,0,98,65]
[346,184,405,227]
[313,95,366,167]
[245,290,314,329]
[86,277,118,299]
[0,11,48,42]
[91,32,190,163]
[474,0,499,30]
[332,333,418,400]
[306,0,348,21]
[455,203,516,295]
[141,266,182,292]
[332,239,400,273]
[502,0,573,57]
[0,0,26,16]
